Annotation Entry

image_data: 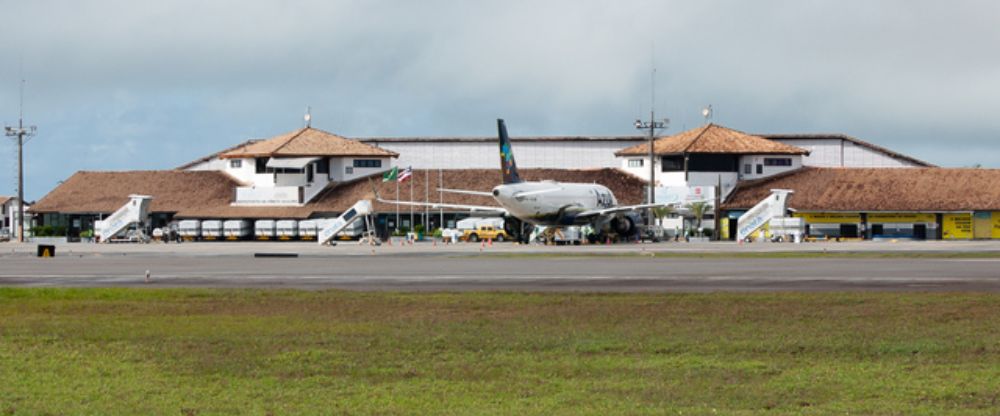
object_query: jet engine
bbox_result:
[610,213,640,236]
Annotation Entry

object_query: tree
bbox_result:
[685,201,710,236]
[651,206,674,225]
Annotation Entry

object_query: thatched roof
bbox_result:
[219,127,398,159]
[615,124,809,156]
[723,167,1000,211]
[32,171,240,215]
[33,168,645,219]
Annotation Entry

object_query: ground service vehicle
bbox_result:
[462,225,508,242]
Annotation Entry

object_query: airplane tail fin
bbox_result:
[497,119,522,184]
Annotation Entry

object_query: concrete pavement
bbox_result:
[2,240,1000,292]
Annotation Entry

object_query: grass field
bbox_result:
[2,289,999,415]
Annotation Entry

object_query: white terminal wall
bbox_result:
[618,154,801,199]
[330,157,394,182]
[365,140,643,169]
[738,155,803,180]
[772,138,920,168]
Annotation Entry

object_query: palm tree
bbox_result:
[685,201,710,236]
[651,206,674,226]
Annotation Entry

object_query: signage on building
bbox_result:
[793,213,861,223]
[993,212,1000,239]
[942,213,972,239]
[655,186,715,205]
[867,213,936,223]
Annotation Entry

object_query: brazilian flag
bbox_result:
[382,166,399,182]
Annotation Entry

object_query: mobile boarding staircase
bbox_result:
[317,199,375,246]
[96,195,153,243]
[735,189,803,243]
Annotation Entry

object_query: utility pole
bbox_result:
[5,79,37,243]
[634,114,667,226]
[634,63,668,227]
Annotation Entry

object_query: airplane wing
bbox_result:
[376,197,508,215]
[438,188,494,197]
[575,203,675,219]
[369,178,507,215]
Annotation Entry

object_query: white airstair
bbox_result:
[96,195,153,243]
[736,189,794,242]
[317,200,374,246]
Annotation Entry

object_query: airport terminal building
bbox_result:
[27,121,1000,241]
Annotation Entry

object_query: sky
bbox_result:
[1,0,998,200]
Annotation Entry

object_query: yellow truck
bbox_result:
[462,225,509,242]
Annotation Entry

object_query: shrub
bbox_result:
[31,225,67,237]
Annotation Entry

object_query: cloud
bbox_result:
[1,0,999,199]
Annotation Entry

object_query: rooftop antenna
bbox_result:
[304,106,312,128]
[702,105,713,124]
[634,43,668,227]
[5,69,37,243]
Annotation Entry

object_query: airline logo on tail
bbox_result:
[497,119,522,184]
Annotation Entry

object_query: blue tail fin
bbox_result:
[498,119,522,184]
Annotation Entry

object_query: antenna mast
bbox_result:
[5,77,37,243]
[634,49,668,227]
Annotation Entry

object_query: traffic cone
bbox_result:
[488,238,493,247]
[433,238,437,247]
[605,237,611,245]
[388,237,393,246]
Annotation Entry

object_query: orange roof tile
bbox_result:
[219,127,398,159]
[616,124,809,156]
[723,167,1000,211]
[33,168,645,219]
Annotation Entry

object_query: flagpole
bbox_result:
[439,169,444,228]
[424,169,429,229]
[409,167,414,230]
[395,174,399,232]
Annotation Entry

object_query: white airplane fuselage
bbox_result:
[491,181,617,226]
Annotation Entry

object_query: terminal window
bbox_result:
[628,159,643,167]
[315,158,329,174]
[353,159,382,168]
[764,158,792,167]
[661,156,684,171]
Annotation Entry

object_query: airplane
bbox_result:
[376,119,670,243]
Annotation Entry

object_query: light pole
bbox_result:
[5,122,36,243]
[635,114,668,226]
[6,79,37,243]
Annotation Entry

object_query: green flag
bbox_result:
[382,166,399,182]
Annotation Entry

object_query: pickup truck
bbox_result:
[462,225,508,242]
